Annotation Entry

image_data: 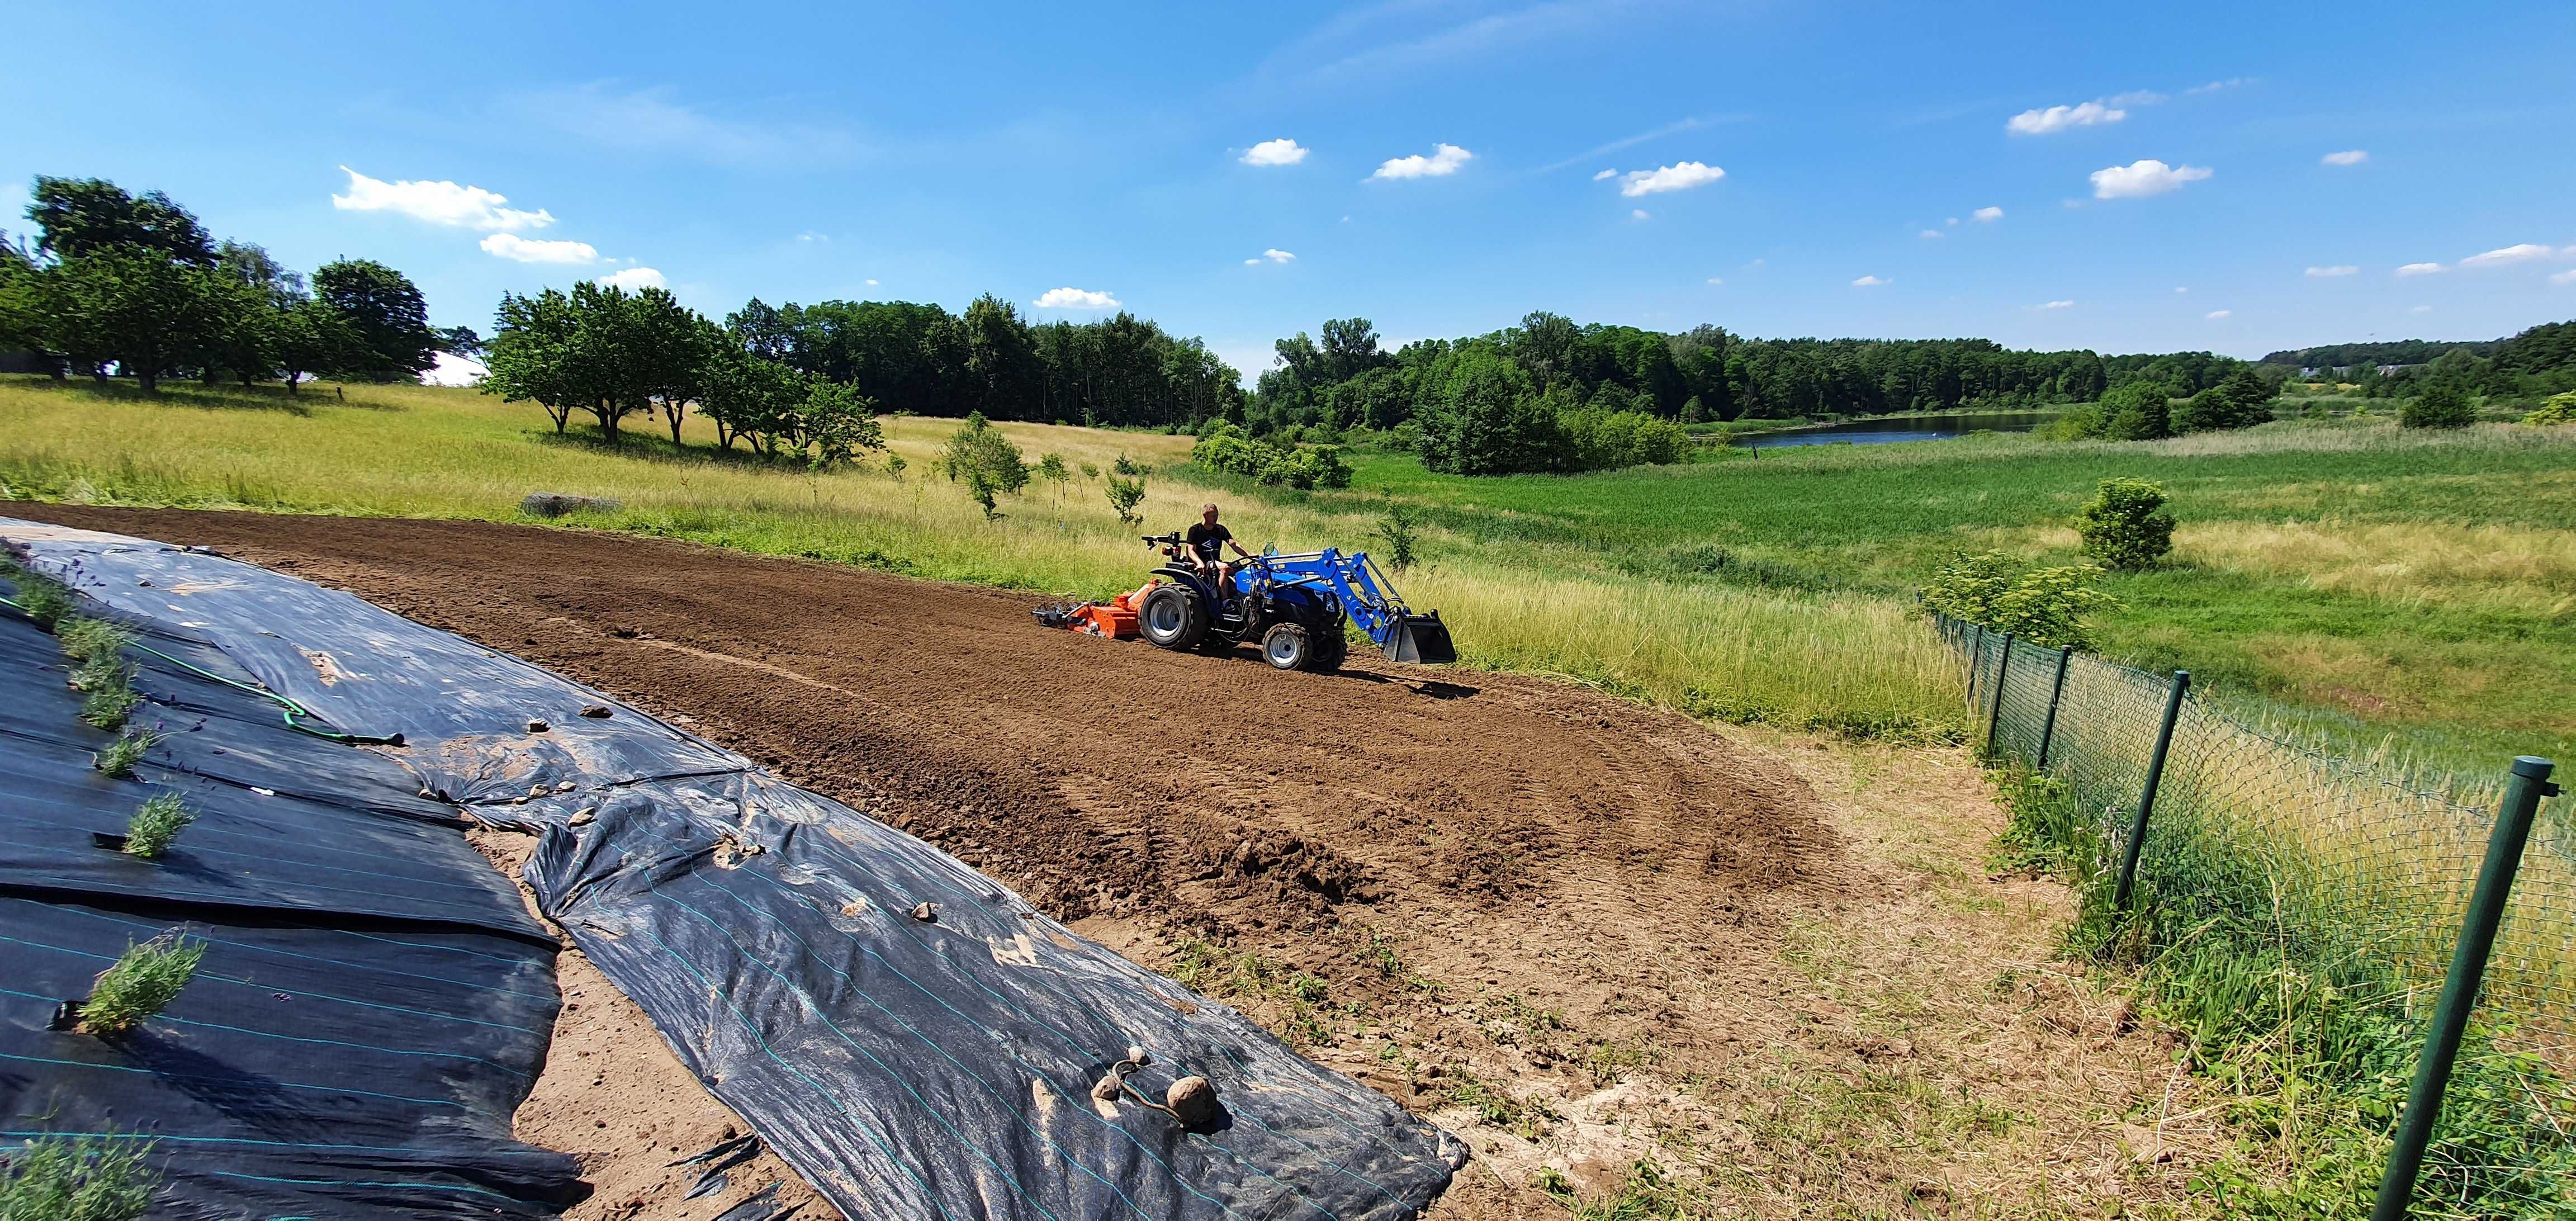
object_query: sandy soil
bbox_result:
[12,507,2210,1218]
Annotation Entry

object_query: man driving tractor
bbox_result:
[1186,503,1254,597]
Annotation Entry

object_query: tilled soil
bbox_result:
[16,507,2193,1218]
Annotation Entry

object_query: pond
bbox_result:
[1729,410,2056,449]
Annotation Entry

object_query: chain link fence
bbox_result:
[1936,614,2576,1214]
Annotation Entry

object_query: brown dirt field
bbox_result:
[12,505,2213,1219]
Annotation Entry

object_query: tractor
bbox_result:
[1134,532,1456,672]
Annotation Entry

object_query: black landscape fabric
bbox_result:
[1,518,1464,1220]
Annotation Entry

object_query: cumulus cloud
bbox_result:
[1592,168,1617,181]
[1034,287,1120,310]
[1852,275,1890,287]
[1617,161,1725,197]
[2459,243,2564,268]
[2321,149,2369,167]
[864,278,879,287]
[2555,269,2576,286]
[1240,138,1309,166]
[2007,101,2125,135]
[1706,277,1723,285]
[2306,265,2359,278]
[2090,159,2212,199]
[1246,248,1295,265]
[2037,300,2075,309]
[2206,309,2231,319]
[1631,209,1650,220]
[333,166,553,231]
[1946,217,1959,226]
[1920,229,1944,239]
[480,233,599,264]
[2396,262,2445,276]
[1370,143,1472,179]
[595,267,667,291]
[1973,206,2004,222]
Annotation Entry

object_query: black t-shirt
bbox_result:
[1185,522,1232,561]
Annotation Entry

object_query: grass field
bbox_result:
[3,374,2569,792]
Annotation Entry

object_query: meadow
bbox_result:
[3,373,2570,791]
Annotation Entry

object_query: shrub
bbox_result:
[0,1132,159,1221]
[2402,381,2475,429]
[2043,404,2105,441]
[1105,474,1147,525]
[1560,405,1690,470]
[2172,369,2279,433]
[78,669,141,732]
[1112,452,1149,477]
[2096,382,2172,441]
[13,573,76,631]
[55,617,132,664]
[1374,500,1423,573]
[1920,551,2119,650]
[2521,390,2576,426]
[1035,452,1069,481]
[78,934,205,1037]
[2073,478,2175,571]
[124,794,194,859]
[94,728,158,779]
[1191,423,1355,490]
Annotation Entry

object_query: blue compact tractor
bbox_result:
[1134,532,1456,673]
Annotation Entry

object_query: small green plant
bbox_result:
[1105,474,1147,525]
[0,1131,159,1221]
[1035,452,1068,482]
[122,794,195,859]
[1919,551,2119,650]
[1373,500,1422,574]
[79,674,141,732]
[2521,390,2576,426]
[12,574,76,631]
[55,617,132,664]
[2073,477,2175,571]
[937,413,1029,518]
[1439,1071,1556,1139]
[93,728,159,779]
[1111,451,1149,477]
[1078,461,1101,479]
[885,452,907,478]
[77,934,205,1037]
[2401,380,2476,429]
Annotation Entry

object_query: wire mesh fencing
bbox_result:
[1935,614,2576,1214]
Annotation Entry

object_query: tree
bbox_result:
[26,177,215,265]
[622,287,714,446]
[433,325,486,358]
[269,297,361,395]
[2402,379,2475,429]
[961,293,1043,417]
[16,245,228,392]
[792,376,885,468]
[1414,346,1560,475]
[2095,381,2172,441]
[482,288,590,434]
[2073,478,2175,570]
[699,350,808,455]
[2174,370,2276,432]
[312,258,434,382]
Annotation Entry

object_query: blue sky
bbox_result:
[7,1,2573,376]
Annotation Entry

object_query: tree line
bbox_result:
[0,177,454,392]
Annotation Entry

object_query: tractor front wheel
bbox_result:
[1261,622,1314,671]
[1140,584,1210,651]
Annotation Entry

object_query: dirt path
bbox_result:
[13,507,2202,1218]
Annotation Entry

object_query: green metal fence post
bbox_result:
[1983,633,2015,758]
[2113,670,2190,912]
[2369,756,2560,1221]
[2036,646,2073,770]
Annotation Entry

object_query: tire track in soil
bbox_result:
[13,506,1855,1213]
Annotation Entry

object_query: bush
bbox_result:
[0,1132,159,1221]
[12,573,76,631]
[2402,381,2476,429]
[1560,405,1690,470]
[939,413,1027,518]
[2521,390,2576,426]
[2073,478,2175,571]
[124,793,194,859]
[1920,551,2119,650]
[2096,381,2172,441]
[1035,452,1069,481]
[1190,422,1353,490]
[94,728,157,779]
[2172,369,2279,433]
[1373,500,1423,573]
[1105,474,1146,524]
[78,934,205,1037]
[55,617,132,664]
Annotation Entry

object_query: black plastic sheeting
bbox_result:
[3,519,1464,1220]
[0,562,584,1216]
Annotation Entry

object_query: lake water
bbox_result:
[1730,411,2055,449]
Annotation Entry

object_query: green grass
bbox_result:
[76,934,204,1037]
[0,1132,158,1221]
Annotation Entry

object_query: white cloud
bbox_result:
[2459,243,2565,268]
[1631,209,1650,220]
[1705,277,1723,285]
[796,230,828,242]
[2037,300,2075,309]
[2187,78,2250,94]
[2412,305,2433,313]
[1592,168,1618,181]
[2090,159,2212,199]
[2105,89,2170,107]
[1852,275,1890,287]
[2554,269,2576,286]
[2306,264,2359,278]
[595,267,667,291]
[1919,229,1944,239]
[332,166,554,231]
[1370,143,1472,179]
[2321,149,2369,167]
[1973,206,2004,222]
[479,233,599,264]
[515,83,859,166]
[2174,286,2189,293]
[1258,248,1295,263]
[2396,262,2445,276]
[864,278,879,287]
[2205,309,2231,319]
[1946,216,1959,226]
[1034,286,1120,310]
[1617,161,1725,197]
[2007,101,2125,135]
[1240,138,1309,166]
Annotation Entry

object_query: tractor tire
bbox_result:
[1309,624,1348,673]
[1139,584,1209,652]
[1260,622,1314,671]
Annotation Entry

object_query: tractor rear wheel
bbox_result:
[1310,624,1348,673]
[1260,622,1313,671]
[1139,584,1209,651]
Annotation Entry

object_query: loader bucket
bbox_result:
[1383,612,1457,665]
